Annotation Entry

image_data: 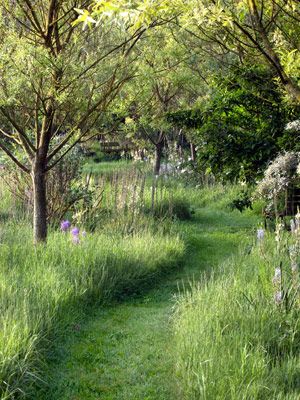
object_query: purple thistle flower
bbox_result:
[61,220,71,232]
[71,227,80,236]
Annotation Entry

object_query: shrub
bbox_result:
[151,197,192,220]
[255,152,300,217]
[0,145,86,223]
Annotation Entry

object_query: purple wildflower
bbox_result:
[71,227,80,236]
[61,220,71,232]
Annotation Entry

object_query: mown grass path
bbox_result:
[38,208,257,399]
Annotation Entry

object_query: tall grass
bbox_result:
[173,231,300,399]
[0,221,184,399]
[73,171,193,234]
[82,160,142,176]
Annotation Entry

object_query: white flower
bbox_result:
[291,263,298,273]
[285,120,300,131]
[290,219,296,233]
[274,291,283,304]
[257,228,264,241]
[274,267,281,278]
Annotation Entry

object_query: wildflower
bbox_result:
[272,267,281,285]
[275,221,284,251]
[81,230,87,237]
[291,263,298,273]
[72,235,80,245]
[61,220,71,232]
[290,219,296,234]
[274,291,283,305]
[295,212,300,230]
[257,228,264,241]
[71,227,80,236]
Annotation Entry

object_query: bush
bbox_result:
[0,145,86,223]
[151,197,192,220]
[229,189,253,212]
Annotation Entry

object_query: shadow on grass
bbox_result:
[31,207,259,400]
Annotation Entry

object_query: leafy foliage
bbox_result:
[193,66,299,181]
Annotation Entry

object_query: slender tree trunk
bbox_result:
[154,141,163,176]
[31,163,47,244]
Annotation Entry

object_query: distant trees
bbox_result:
[119,28,198,175]
[81,0,300,102]
[0,0,299,244]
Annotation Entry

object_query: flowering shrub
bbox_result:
[255,151,300,216]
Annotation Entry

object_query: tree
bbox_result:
[0,1,145,243]
[82,0,300,102]
[192,66,299,181]
[177,0,300,102]
[120,27,197,175]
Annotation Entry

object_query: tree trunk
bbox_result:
[31,165,47,244]
[154,142,163,176]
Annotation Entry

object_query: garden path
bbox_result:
[37,208,256,399]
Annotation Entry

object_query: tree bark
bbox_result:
[31,164,47,244]
[154,141,163,175]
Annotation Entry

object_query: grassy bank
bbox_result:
[0,221,184,399]
[173,212,300,399]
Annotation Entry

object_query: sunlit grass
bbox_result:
[0,221,184,398]
[173,232,300,400]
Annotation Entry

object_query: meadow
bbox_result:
[1,2,299,399]
[0,162,299,399]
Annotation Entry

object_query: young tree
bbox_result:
[120,27,198,175]
[0,1,145,243]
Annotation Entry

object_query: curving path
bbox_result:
[37,208,257,399]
